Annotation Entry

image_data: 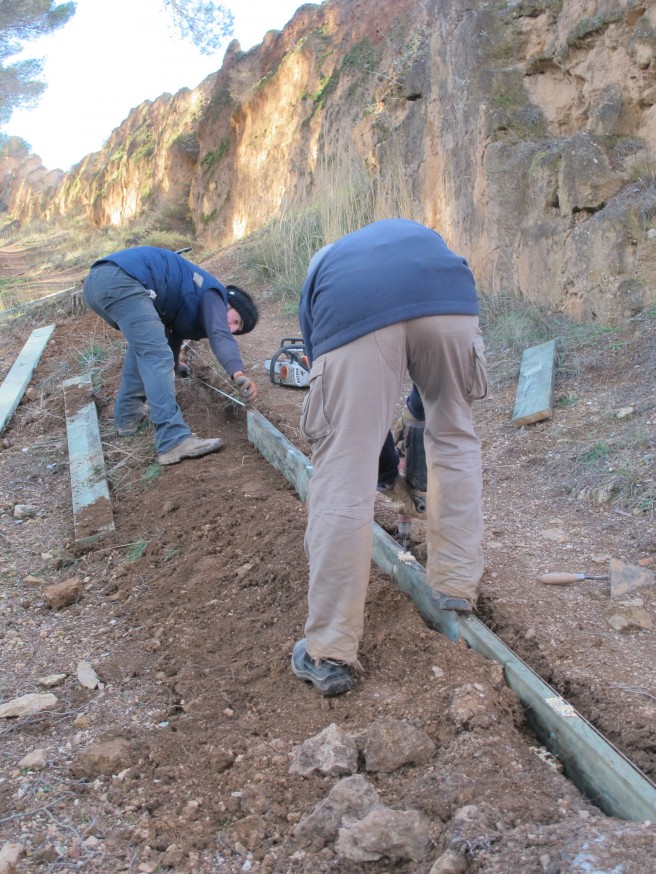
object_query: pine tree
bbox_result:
[0,1,75,125]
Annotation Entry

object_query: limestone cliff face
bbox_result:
[0,0,654,322]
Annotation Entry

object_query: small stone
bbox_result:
[0,693,57,720]
[231,815,266,850]
[336,808,431,862]
[18,749,47,771]
[44,578,80,610]
[69,739,133,777]
[364,718,435,773]
[162,845,184,868]
[605,605,653,632]
[13,505,36,519]
[73,714,90,729]
[77,660,100,689]
[38,673,67,688]
[429,850,467,873]
[289,724,359,777]
[0,842,24,873]
[235,562,254,580]
[295,775,380,845]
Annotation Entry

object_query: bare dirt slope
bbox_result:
[0,249,655,873]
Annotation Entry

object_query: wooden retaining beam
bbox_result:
[0,324,55,436]
[63,374,115,545]
[247,409,656,823]
[512,338,556,426]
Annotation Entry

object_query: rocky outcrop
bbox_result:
[0,0,654,321]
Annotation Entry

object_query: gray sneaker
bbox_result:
[158,436,225,466]
[291,639,353,696]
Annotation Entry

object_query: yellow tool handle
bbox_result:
[539,572,583,585]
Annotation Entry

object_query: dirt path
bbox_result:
[0,251,654,872]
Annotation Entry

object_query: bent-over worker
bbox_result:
[291,218,488,696]
[83,246,259,466]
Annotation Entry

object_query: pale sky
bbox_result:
[4,0,312,171]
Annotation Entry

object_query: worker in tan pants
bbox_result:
[292,219,487,696]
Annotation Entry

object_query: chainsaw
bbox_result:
[264,337,310,388]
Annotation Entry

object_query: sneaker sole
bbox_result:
[291,665,353,696]
[434,596,472,613]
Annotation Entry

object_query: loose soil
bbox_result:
[0,246,655,873]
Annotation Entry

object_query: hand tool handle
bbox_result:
[539,572,584,585]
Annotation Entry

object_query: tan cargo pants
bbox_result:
[300,315,486,663]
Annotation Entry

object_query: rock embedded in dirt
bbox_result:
[429,849,468,873]
[37,673,67,688]
[161,844,185,868]
[363,717,435,772]
[289,723,359,777]
[448,684,497,730]
[208,748,236,773]
[69,738,134,778]
[0,843,24,874]
[18,749,47,771]
[295,774,381,845]
[336,807,433,862]
[604,604,653,632]
[228,814,266,851]
[43,577,80,609]
[12,504,36,519]
[76,660,100,689]
[0,693,57,719]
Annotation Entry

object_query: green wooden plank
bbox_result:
[63,374,115,545]
[247,408,656,822]
[247,410,314,501]
[457,618,656,821]
[371,530,460,642]
[512,339,556,426]
[0,324,55,435]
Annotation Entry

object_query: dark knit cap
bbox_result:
[226,285,259,334]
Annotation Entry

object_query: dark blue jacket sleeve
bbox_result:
[200,290,244,377]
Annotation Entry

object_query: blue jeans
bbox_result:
[83,263,191,453]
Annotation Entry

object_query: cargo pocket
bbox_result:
[300,357,332,442]
[467,335,488,400]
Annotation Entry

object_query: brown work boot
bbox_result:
[158,436,225,466]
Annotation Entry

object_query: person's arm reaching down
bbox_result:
[200,291,258,403]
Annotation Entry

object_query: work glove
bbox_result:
[175,363,191,378]
[385,475,426,518]
[234,374,258,404]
